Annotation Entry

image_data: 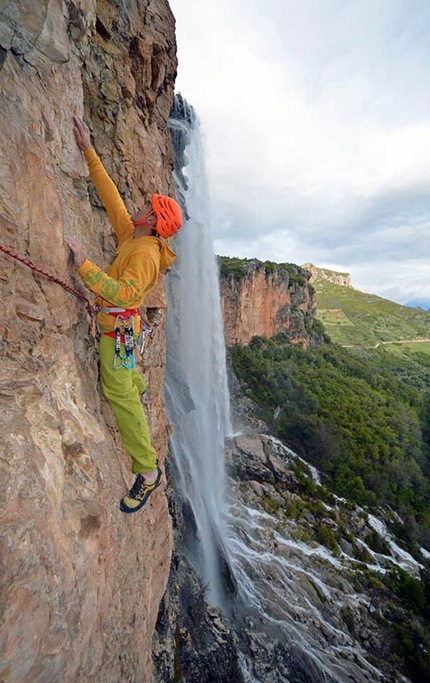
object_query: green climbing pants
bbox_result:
[99,333,157,474]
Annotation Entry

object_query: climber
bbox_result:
[65,116,182,513]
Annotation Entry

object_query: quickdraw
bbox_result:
[97,307,153,370]
[113,314,136,370]
[137,319,153,354]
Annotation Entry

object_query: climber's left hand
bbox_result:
[65,236,86,268]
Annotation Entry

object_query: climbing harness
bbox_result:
[0,243,96,335]
[97,306,153,370]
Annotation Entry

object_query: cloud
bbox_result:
[170,0,430,303]
[351,260,430,304]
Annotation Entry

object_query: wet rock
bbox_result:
[339,538,354,556]
[223,421,417,683]
[302,509,316,524]
[153,549,244,683]
[227,435,275,482]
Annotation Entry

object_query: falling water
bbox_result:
[164,99,408,682]
[165,97,232,606]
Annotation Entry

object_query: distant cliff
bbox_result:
[219,257,321,348]
[302,262,352,287]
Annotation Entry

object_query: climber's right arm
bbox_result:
[73,116,134,242]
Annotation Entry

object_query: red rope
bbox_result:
[0,243,95,335]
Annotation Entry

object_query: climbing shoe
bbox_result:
[119,467,163,514]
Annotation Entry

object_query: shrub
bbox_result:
[261,494,281,515]
[315,522,339,551]
[384,567,426,613]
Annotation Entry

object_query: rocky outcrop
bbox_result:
[0,2,177,681]
[224,429,421,683]
[302,263,352,287]
[219,258,318,348]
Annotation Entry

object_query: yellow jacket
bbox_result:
[76,149,176,332]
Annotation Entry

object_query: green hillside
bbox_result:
[315,280,430,348]
[231,337,430,545]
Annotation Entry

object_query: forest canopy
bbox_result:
[231,336,430,549]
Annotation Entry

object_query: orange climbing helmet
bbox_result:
[152,194,182,239]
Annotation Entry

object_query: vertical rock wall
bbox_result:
[0,2,177,681]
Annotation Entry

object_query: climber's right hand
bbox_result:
[73,116,93,152]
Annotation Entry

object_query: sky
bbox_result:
[169,0,430,305]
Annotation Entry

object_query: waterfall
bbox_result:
[165,97,233,607]
[164,97,393,683]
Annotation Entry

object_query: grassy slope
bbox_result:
[315,281,430,348]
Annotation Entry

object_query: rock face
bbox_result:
[302,263,352,288]
[152,466,245,683]
[219,258,318,348]
[0,2,177,681]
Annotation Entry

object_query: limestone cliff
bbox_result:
[219,257,319,348]
[0,2,177,681]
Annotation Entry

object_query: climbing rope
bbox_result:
[0,243,95,335]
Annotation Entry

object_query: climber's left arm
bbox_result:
[75,253,160,308]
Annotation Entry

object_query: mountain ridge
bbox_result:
[302,262,352,288]
[406,298,430,312]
